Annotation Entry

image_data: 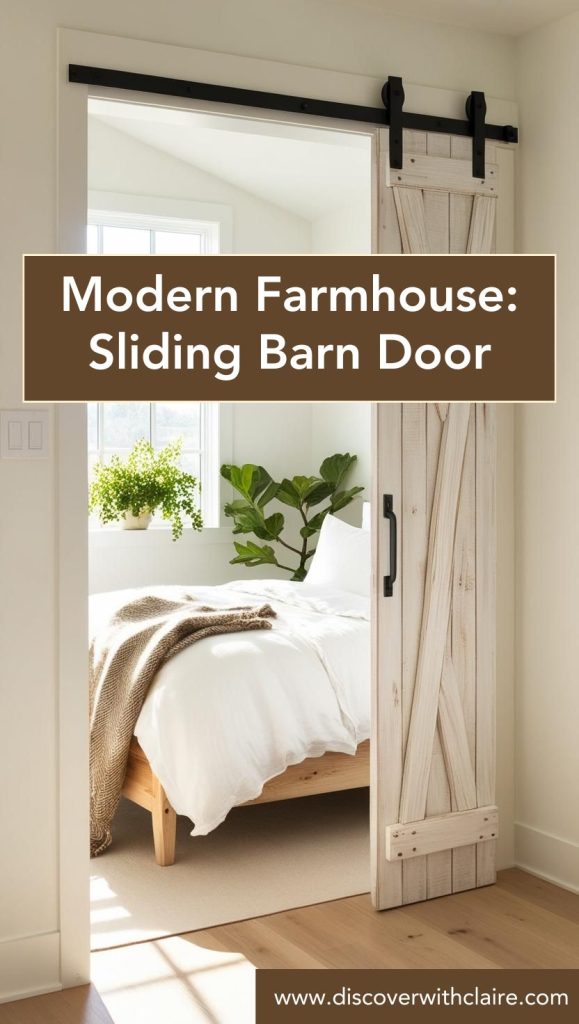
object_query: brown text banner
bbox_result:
[256,969,578,1022]
[23,254,555,402]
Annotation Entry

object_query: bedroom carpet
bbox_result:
[90,788,370,950]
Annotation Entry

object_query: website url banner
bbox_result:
[256,970,578,1022]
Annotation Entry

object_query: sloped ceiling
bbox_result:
[90,101,371,222]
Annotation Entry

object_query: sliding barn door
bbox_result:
[371,130,497,909]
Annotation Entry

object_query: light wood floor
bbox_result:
[2,870,578,1023]
[0,986,112,1024]
[191,867,579,970]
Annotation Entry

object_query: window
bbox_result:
[86,208,220,256]
[87,210,221,529]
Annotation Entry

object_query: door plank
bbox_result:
[468,195,497,253]
[476,404,497,886]
[424,406,452,898]
[393,188,429,253]
[386,805,498,861]
[449,405,478,891]
[393,154,498,197]
[438,651,477,811]
[422,131,454,899]
[399,404,471,825]
[401,404,428,904]
[371,403,403,909]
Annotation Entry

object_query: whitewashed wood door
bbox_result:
[371,130,497,909]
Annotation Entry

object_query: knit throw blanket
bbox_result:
[90,591,276,856]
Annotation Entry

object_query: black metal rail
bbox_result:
[69,65,518,177]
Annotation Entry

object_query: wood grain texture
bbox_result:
[422,132,453,901]
[476,403,497,887]
[0,987,112,1024]
[449,405,477,892]
[186,870,579,970]
[438,652,477,811]
[392,187,429,253]
[468,195,497,253]
[399,404,471,825]
[386,805,498,861]
[151,773,177,867]
[424,405,452,899]
[391,153,498,196]
[242,742,370,805]
[371,402,403,909]
[401,404,428,905]
[373,128,498,910]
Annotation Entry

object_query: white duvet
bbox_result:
[89,579,370,836]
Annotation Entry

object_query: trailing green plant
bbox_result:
[89,438,203,540]
[221,453,363,581]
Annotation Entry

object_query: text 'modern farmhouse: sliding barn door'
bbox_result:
[371,128,498,909]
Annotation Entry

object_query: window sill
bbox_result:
[89,525,232,545]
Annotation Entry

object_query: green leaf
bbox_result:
[303,480,334,507]
[330,485,365,512]
[256,480,280,507]
[221,463,273,502]
[264,512,285,539]
[319,453,357,488]
[290,475,318,500]
[276,479,302,509]
[230,541,278,567]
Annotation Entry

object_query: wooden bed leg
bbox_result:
[151,774,177,866]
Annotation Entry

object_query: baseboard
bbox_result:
[515,822,579,894]
[0,932,61,1004]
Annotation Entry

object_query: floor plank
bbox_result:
[0,986,112,1024]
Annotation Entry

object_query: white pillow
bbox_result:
[362,501,371,530]
[305,514,370,597]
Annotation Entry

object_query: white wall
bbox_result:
[312,200,370,254]
[89,118,312,253]
[311,404,371,525]
[0,0,517,999]
[515,16,579,892]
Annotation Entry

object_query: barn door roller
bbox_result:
[68,65,518,180]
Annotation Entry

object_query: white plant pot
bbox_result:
[121,510,153,531]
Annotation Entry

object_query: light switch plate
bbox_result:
[0,410,49,459]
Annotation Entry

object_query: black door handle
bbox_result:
[383,494,397,597]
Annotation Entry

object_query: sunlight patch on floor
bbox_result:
[92,934,255,1024]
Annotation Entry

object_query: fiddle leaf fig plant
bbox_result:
[89,438,203,540]
[221,453,363,581]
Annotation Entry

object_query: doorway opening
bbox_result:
[86,97,374,951]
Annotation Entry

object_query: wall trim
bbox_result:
[515,822,579,894]
[0,933,61,1004]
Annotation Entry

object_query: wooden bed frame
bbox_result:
[122,737,370,865]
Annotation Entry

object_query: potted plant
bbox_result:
[89,438,203,540]
[221,453,363,580]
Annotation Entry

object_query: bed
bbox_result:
[89,523,371,864]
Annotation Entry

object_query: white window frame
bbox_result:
[88,189,234,252]
[87,206,220,254]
